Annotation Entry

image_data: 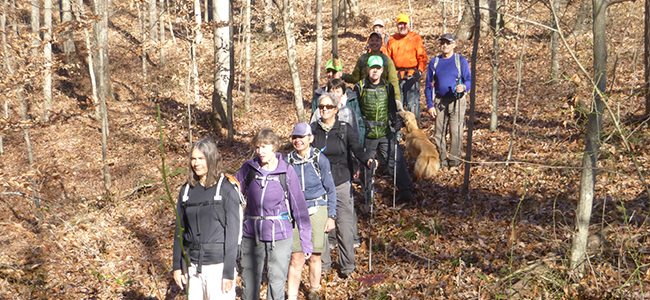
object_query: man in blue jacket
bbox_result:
[425,33,472,172]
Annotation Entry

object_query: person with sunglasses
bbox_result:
[424,33,472,172]
[311,93,374,279]
[285,123,337,300]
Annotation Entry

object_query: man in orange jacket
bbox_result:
[386,14,428,125]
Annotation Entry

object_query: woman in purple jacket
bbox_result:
[236,128,312,300]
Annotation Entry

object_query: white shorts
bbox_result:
[187,263,236,300]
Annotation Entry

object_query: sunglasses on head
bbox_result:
[319,104,337,110]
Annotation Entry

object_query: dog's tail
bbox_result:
[415,154,440,181]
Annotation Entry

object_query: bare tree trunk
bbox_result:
[244,0,251,110]
[62,0,75,59]
[550,0,560,79]
[312,0,322,91]
[479,0,489,37]
[149,0,158,43]
[645,0,650,116]
[31,0,40,58]
[442,2,447,33]
[138,1,148,93]
[461,0,480,197]
[570,0,607,273]
[1,0,8,120]
[100,86,111,191]
[275,0,307,122]
[455,0,474,41]
[211,0,229,130]
[227,0,234,142]
[346,0,358,19]
[265,0,273,34]
[43,0,52,122]
[159,0,165,65]
[332,0,338,57]
[489,0,500,131]
[573,0,592,36]
[93,0,112,119]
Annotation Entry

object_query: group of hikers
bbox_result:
[171,13,472,300]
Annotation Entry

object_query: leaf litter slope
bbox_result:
[0,0,649,298]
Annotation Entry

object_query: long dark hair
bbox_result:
[188,138,223,187]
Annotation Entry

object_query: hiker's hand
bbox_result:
[428,107,437,118]
[412,70,422,81]
[456,84,466,93]
[353,169,360,179]
[367,159,377,169]
[324,218,336,232]
[222,279,234,293]
[304,252,312,260]
[173,270,187,289]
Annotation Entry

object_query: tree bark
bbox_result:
[149,0,158,43]
[265,0,273,34]
[275,0,307,122]
[645,0,650,116]
[489,0,500,131]
[570,0,607,273]
[312,0,322,91]
[227,0,234,142]
[62,0,75,59]
[455,0,474,41]
[332,0,338,57]
[211,0,229,130]
[43,0,52,122]
[550,0,560,79]
[462,0,480,196]
[93,0,112,118]
[572,0,592,36]
[159,0,165,65]
[244,0,251,110]
[31,0,40,58]
[138,1,148,93]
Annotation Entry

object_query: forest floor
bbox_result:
[1,0,649,298]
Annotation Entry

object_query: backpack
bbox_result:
[244,167,293,223]
[181,174,245,229]
[431,53,463,96]
[180,174,245,273]
[286,148,322,179]
[357,78,391,139]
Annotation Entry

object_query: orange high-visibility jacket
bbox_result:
[386,31,428,79]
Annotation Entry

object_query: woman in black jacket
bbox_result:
[172,138,243,299]
[311,93,374,278]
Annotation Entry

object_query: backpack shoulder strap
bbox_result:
[455,53,462,82]
[224,173,246,205]
[182,183,190,203]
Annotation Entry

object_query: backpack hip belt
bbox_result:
[397,67,417,81]
[305,194,327,208]
[245,212,291,221]
[182,242,224,273]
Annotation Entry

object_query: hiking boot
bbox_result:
[399,189,413,203]
[308,289,321,300]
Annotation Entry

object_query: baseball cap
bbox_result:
[325,58,343,71]
[368,32,381,40]
[367,55,383,68]
[439,33,455,42]
[396,14,410,24]
[373,19,384,27]
[291,123,312,136]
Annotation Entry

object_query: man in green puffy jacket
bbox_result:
[354,55,413,204]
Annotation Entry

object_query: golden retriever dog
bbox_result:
[399,110,440,181]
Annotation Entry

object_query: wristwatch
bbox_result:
[328,215,338,220]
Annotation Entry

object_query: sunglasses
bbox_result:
[291,135,308,140]
[440,41,453,45]
[319,104,337,110]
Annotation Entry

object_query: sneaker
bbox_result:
[353,242,361,249]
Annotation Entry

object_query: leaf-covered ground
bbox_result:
[1,0,649,299]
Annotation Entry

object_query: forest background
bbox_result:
[0,0,649,298]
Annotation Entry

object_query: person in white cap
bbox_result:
[285,123,338,300]
[364,19,389,54]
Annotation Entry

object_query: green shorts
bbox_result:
[292,205,328,254]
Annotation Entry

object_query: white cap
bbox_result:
[373,19,384,27]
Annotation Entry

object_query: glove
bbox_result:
[412,70,422,81]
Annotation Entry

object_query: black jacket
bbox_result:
[311,119,370,186]
[172,179,241,280]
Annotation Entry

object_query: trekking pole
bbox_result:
[368,159,377,272]
[392,137,398,209]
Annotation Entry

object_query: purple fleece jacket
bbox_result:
[236,153,313,254]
